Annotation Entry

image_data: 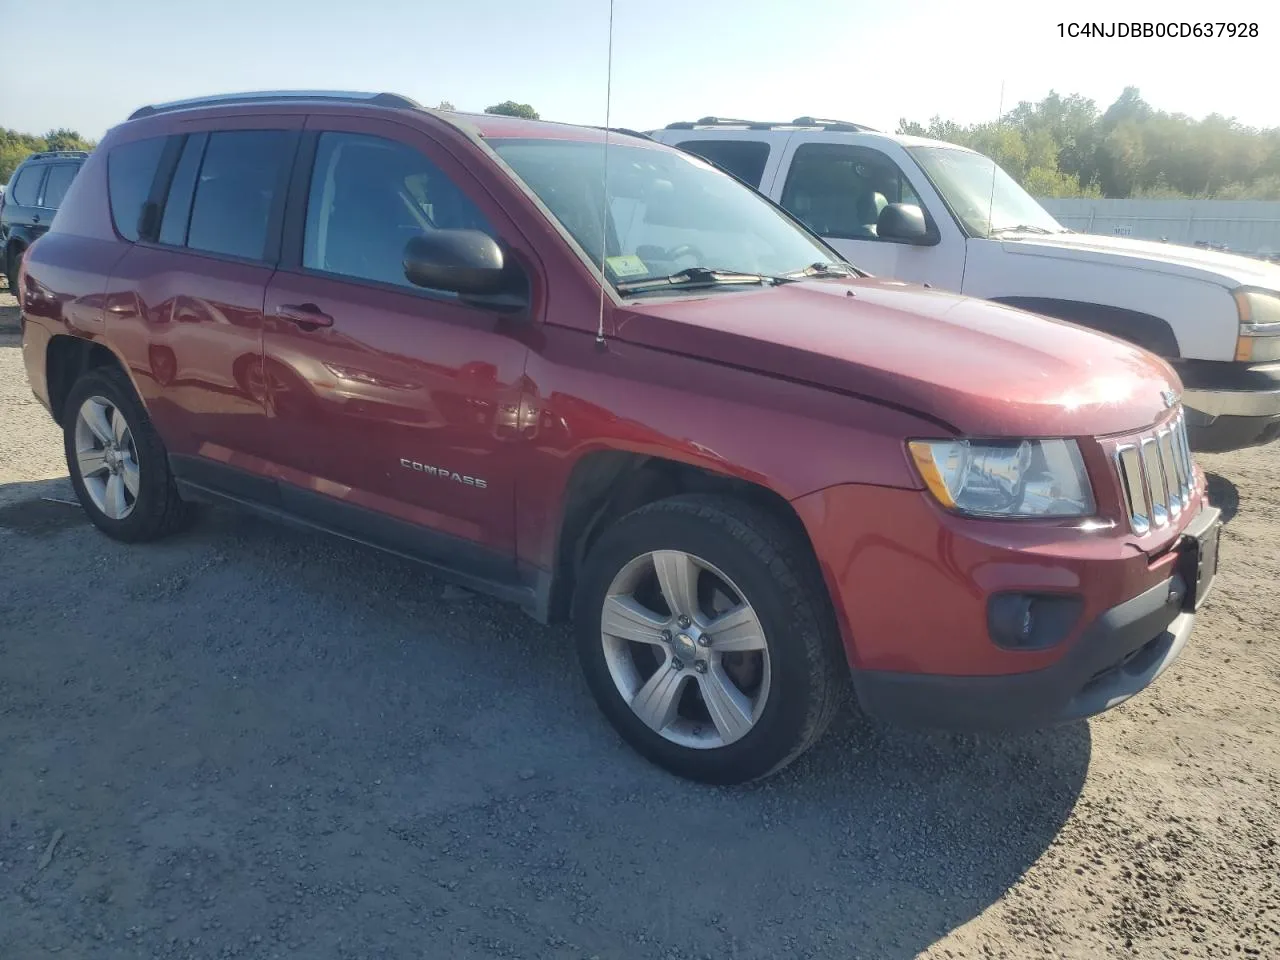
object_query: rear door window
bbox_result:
[8,165,43,206]
[186,130,295,261]
[107,138,167,241]
[676,139,771,188]
[40,164,79,209]
[158,134,207,246]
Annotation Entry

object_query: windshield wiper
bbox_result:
[616,266,770,295]
[989,224,1057,236]
[781,261,856,280]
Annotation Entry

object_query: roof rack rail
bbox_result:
[664,116,787,131]
[24,150,91,161]
[791,116,877,132]
[127,90,421,121]
[663,116,878,132]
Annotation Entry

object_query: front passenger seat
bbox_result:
[856,191,888,237]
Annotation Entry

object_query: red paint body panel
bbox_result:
[618,279,1181,438]
[516,323,937,571]
[261,270,529,551]
[794,478,1209,676]
[104,244,277,463]
[18,95,1215,713]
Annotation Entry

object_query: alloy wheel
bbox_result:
[600,550,771,749]
[74,395,140,520]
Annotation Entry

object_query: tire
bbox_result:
[573,493,846,784]
[63,364,193,542]
[4,244,20,289]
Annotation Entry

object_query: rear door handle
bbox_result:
[275,303,334,329]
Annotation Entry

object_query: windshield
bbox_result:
[906,146,1065,238]
[490,138,845,291]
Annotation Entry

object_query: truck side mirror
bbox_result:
[877,203,936,245]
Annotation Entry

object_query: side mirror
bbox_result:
[876,203,935,245]
[403,229,509,294]
[403,229,530,314]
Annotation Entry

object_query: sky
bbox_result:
[6,0,1277,140]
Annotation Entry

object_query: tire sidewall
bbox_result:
[63,369,169,540]
[574,504,823,783]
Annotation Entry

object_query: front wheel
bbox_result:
[574,494,846,784]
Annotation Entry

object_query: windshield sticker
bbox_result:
[606,255,648,277]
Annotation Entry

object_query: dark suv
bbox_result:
[17,91,1221,783]
[1,149,87,285]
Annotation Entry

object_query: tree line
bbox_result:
[1,128,96,185]
[14,90,1276,202]
[899,87,1280,200]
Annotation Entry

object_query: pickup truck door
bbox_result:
[769,133,967,290]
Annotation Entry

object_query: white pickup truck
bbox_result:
[648,117,1280,452]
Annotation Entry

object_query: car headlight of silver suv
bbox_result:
[908,438,1095,518]
[1233,288,1280,362]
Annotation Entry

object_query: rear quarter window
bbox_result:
[675,139,771,188]
[108,138,167,241]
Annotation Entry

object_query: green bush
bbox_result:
[900,88,1280,201]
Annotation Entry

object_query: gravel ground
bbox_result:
[1,288,1278,959]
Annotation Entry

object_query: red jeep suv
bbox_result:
[18,91,1221,783]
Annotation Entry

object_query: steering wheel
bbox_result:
[663,243,705,263]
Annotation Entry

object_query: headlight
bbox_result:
[908,438,1094,518]
[1233,289,1280,362]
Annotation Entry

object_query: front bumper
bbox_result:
[850,504,1220,732]
[1176,359,1280,451]
[852,576,1195,731]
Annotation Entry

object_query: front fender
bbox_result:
[516,326,936,572]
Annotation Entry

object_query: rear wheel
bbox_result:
[574,494,846,783]
[63,366,192,542]
[4,243,21,289]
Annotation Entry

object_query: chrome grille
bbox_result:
[1114,411,1195,535]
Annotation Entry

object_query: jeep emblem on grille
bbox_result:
[1161,390,1177,409]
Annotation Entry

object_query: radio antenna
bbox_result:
[986,79,1005,238]
[595,0,615,349]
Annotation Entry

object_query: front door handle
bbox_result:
[32,214,41,223]
[275,303,334,329]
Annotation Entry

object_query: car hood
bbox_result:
[1000,230,1280,289]
[615,278,1180,437]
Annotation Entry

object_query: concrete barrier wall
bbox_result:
[1037,198,1280,258]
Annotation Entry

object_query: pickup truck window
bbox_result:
[491,138,836,290]
[907,146,1065,238]
[779,143,922,242]
[675,139,770,188]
